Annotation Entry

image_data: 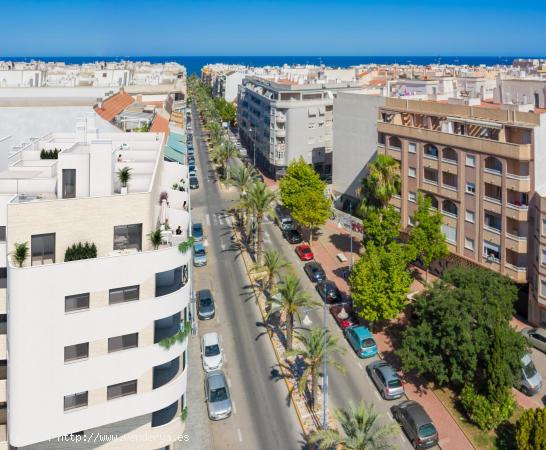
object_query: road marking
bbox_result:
[374,390,381,400]
[212,214,219,226]
[358,362,363,370]
[388,412,394,421]
[263,231,272,244]
[206,214,211,226]
[352,352,357,360]
[232,400,237,414]
[237,428,243,442]
[227,377,232,388]
[216,315,220,325]
[220,241,226,251]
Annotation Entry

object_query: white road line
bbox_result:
[358,362,363,370]
[387,412,394,421]
[227,377,232,388]
[205,214,211,226]
[218,215,226,226]
[216,315,220,325]
[352,352,357,360]
[220,241,226,251]
[237,428,243,442]
[374,390,381,400]
[212,214,219,226]
[232,400,237,414]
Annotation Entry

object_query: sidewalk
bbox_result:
[309,220,474,450]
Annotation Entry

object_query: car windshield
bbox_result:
[205,344,220,357]
[388,378,402,388]
[418,423,437,438]
[523,361,538,378]
[302,248,311,254]
[362,338,376,349]
[200,297,212,307]
[210,386,228,403]
[193,226,202,233]
[195,249,205,256]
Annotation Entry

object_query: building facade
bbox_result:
[1,116,192,449]
[237,76,361,179]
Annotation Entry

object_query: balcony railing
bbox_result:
[507,202,529,210]
[505,262,527,272]
[484,196,502,205]
[484,168,502,175]
[389,145,401,152]
[441,158,458,165]
[506,232,528,242]
[484,225,501,234]
[443,184,457,192]
[506,173,530,181]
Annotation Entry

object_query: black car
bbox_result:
[392,401,439,449]
[188,156,196,164]
[197,289,215,320]
[304,262,326,283]
[283,229,303,244]
[316,280,342,303]
[189,176,199,189]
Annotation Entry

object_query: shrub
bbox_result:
[40,149,60,159]
[515,407,546,450]
[178,236,195,254]
[180,406,188,422]
[64,242,97,262]
[160,322,191,349]
[12,242,29,267]
[148,229,162,250]
[460,385,515,430]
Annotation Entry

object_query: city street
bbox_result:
[185,107,304,450]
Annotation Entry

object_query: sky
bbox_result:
[1,0,546,56]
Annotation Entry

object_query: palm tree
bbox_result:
[221,140,240,180]
[230,166,257,226]
[286,327,346,409]
[254,248,290,292]
[358,154,401,217]
[267,275,320,351]
[245,181,277,264]
[308,401,399,450]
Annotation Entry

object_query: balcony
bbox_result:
[377,122,532,160]
[153,356,181,390]
[276,112,286,123]
[506,173,531,192]
[154,312,182,344]
[275,128,286,138]
[504,264,527,283]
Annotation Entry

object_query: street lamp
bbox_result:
[349,203,354,271]
[322,296,328,429]
[248,127,257,168]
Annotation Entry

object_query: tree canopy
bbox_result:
[516,407,546,450]
[362,205,402,248]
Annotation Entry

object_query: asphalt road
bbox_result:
[189,107,305,450]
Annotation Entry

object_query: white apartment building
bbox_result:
[1,116,191,449]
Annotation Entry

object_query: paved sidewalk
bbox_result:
[309,220,474,450]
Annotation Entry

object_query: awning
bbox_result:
[166,135,186,154]
[447,116,503,129]
[163,145,184,164]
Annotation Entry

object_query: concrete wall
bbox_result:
[332,92,386,198]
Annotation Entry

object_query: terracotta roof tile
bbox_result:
[150,114,170,135]
[94,91,134,122]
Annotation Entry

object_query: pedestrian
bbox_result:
[342,268,348,280]
[175,226,182,236]
[183,201,187,210]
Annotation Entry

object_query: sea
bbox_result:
[1,56,543,76]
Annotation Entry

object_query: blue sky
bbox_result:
[2,0,546,56]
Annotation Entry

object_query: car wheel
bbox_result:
[381,390,387,400]
[411,439,417,449]
[521,386,529,396]
[365,366,370,376]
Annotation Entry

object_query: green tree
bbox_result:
[362,205,401,247]
[349,242,411,326]
[246,181,277,264]
[358,154,401,217]
[279,158,331,241]
[267,275,320,351]
[229,166,257,226]
[308,401,399,450]
[286,327,346,409]
[408,193,448,282]
[516,407,546,450]
[397,267,527,387]
[253,248,290,292]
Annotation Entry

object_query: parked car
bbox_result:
[188,155,196,164]
[197,289,215,320]
[330,303,358,329]
[317,280,342,303]
[344,325,377,358]
[205,370,232,420]
[187,147,194,156]
[521,327,546,353]
[304,261,326,283]
[189,176,199,189]
[189,165,197,177]
[275,204,294,231]
[295,244,314,261]
[201,332,224,372]
[517,353,543,396]
[283,228,303,244]
[392,400,439,449]
[366,360,404,400]
[193,242,207,266]
[192,223,204,241]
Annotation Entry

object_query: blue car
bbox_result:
[192,223,204,242]
[193,243,207,267]
[344,325,378,358]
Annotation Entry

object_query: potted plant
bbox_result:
[12,242,29,267]
[159,191,168,204]
[178,179,186,192]
[148,229,162,250]
[117,166,132,194]
[172,183,179,190]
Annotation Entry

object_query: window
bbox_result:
[408,142,417,153]
[108,333,138,353]
[465,238,475,251]
[483,241,501,262]
[107,380,137,400]
[109,285,139,304]
[542,249,546,265]
[408,167,416,178]
[541,280,546,297]
[408,216,415,226]
[466,183,476,194]
[542,219,546,235]
[0,226,5,241]
[442,224,457,244]
[64,343,89,363]
[64,391,88,411]
[465,210,475,223]
[62,169,76,199]
[113,224,142,251]
[424,144,439,159]
[0,268,6,289]
[65,293,90,313]
[408,192,417,203]
[424,168,438,184]
[465,154,476,167]
[31,233,55,265]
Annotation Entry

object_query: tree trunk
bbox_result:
[311,367,318,410]
[256,213,263,265]
[286,314,293,351]
[425,267,429,283]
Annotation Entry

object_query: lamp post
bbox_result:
[248,127,257,168]
[349,203,354,271]
[322,295,328,429]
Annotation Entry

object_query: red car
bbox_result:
[295,244,314,261]
[330,303,358,329]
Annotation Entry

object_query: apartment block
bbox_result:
[237,76,361,179]
[376,97,546,323]
[1,116,191,448]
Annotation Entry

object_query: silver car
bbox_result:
[521,327,546,353]
[205,370,232,420]
[366,360,404,400]
[518,353,543,396]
